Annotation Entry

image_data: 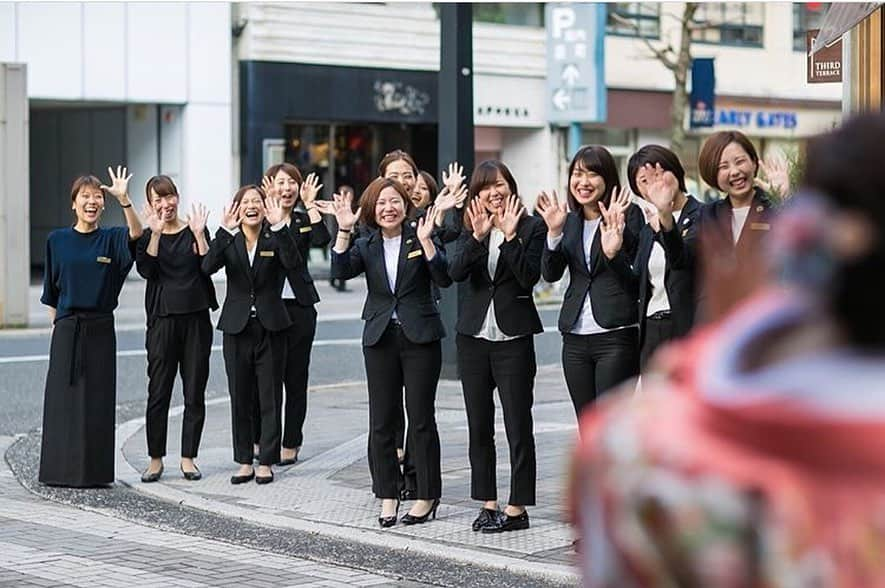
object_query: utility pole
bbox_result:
[437,4,474,378]
[0,63,30,328]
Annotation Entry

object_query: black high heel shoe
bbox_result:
[378,500,400,528]
[400,498,440,525]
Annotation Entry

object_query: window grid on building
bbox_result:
[691,3,765,48]
[793,2,830,51]
[606,3,661,39]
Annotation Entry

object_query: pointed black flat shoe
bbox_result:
[181,465,202,481]
[481,509,530,533]
[472,507,500,532]
[230,470,255,485]
[378,500,400,528]
[400,498,440,525]
[255,471,274,485]
[141,464,163,483]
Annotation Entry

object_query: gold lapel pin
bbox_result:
[756,205,764,212]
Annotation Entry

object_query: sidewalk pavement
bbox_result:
[118,366,582,585]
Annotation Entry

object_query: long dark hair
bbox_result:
[567,145,620,214]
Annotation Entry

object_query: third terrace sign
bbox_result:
[807,29,843,84]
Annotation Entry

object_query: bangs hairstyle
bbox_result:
[627,145,688,196]
[464,160,520,231]
[418,170,439,197]
[265,162,304,187]
[145,175,179,201]
[70,175,103,202]
[377,149,419,177]
[357,177,414,229]
[698,130,759,192]
[232,184,266,208]
[567,145,620,211]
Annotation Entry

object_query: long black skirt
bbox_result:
[39,313,116,487]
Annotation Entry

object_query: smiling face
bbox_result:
[716,142,757,200]
[238,189,265,227]
[150,188,179,223]
[374,186,407,231]
[383,159,417,196]
[633,166,651,200]
[73,185,105,226]
[569,161,607,207]
[477,171,512,215]
[274,169,299,208]
[411,174,432,208]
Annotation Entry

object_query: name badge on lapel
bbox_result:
[259,250,275,257]
[407,249,423,259]
[750,222,770,231]
[299,226,312,233]
[96,256,111,264]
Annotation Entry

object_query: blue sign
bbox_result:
[545,3,606,124]
[690,58,716,128]
[716,110,799,130]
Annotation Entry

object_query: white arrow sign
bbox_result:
[552,88,571,111]
[562,64,580,86]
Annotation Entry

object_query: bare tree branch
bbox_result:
[609,12,678,70]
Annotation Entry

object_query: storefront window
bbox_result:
[606,3,661,39]
[691,3,765,48]
[472,3,544,27]
[793,2,830,51]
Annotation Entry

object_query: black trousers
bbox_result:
[562,328,639,418]
[363,323,441,500]
[253,302,317,450]
[457,334,537,506]
[640,315,677,371]
[40,313,116,487]
[145,310,213,458]
[223,317,285,466]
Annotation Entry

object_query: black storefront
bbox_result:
[240,61,439,193]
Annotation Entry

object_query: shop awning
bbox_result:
[811,2,882,55]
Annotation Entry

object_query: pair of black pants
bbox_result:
[457,334,537,506]
[640,315,676,371]
[223,317,284,466]
[562,328,639,418]
[253,302,317,450]
[145,311,213,458]
[363,323,441,500]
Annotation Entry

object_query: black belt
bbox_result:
[647,310,672,320]
[249,309,258,318]
[388,318,402,329]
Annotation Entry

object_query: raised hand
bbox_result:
[299,172,323,207]
[756,155,791,199]
[142,202,165,233]
[261,175,277,199]
[441,161,465,194]
[264,196,286,225]
[434,184,468,212]
[500,194,524,240]
[187,202,209,235]
[536,190,568,237]
[466,197,493,241]
[101,165,133,204]
[599,198,626,259]
[643,163,679,230]
[417,205,439,242]
[332,191,360,231]
[313,200,335,216]
[221,201,241,230]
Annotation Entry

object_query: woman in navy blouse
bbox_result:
[39,166,144,487]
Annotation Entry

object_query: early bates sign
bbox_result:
[807,28,843,84]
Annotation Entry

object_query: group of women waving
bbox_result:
[39,128,785,534]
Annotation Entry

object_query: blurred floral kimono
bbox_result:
[572,288,885,588]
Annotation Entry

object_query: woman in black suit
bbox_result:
[536,145,642,419]
[256,163,331,466]
[615,146,703,369]
[324,177,450,528]
[202,185,303,485]
[448,160,546,534]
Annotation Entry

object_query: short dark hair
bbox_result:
[567,145,620,213]
[377,149,418,177]
[232,184,266,208]
[357,177,414,229]
[418,170,439,198]
[145,175,179,201]
[698,130,759,191]
[265,162,304,186]
[464,160,520,232]
[627,145,687,196]
[70,175,102,202]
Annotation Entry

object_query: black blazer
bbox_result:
[541,205,643,333]
[202,223,303,334]
[284,210,331,306]
[611,196,701,348]
[331,221,452,347]
[448,214,545,337]
[698,187,774,266]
